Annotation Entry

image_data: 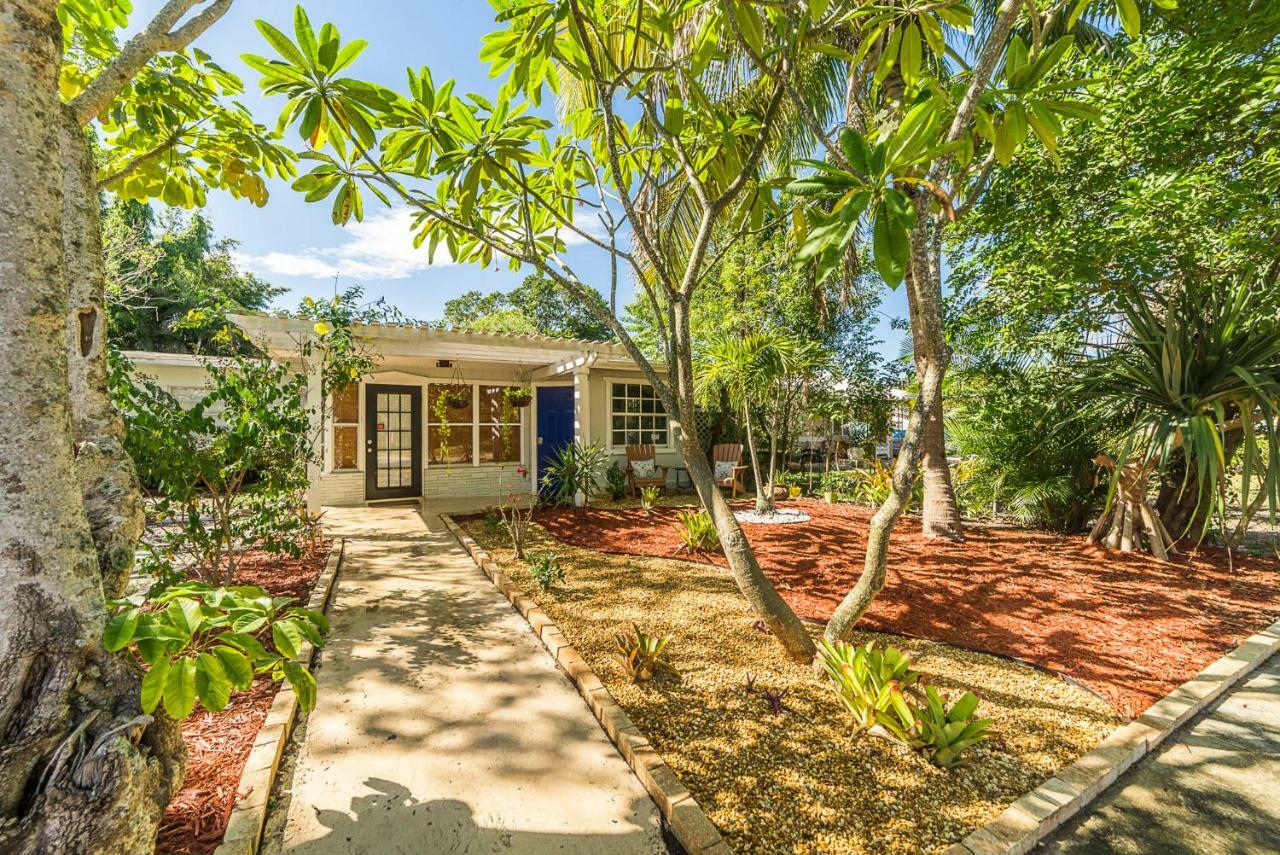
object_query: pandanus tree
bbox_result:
[699,333,830,513]
[1,0,291,849]
[1078,271,1280,558]
[243,5,820,660]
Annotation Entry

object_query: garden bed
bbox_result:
[154,545,331,855]
[535,500,1280,718]
[459,517,1120,855]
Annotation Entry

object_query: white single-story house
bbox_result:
[125,314,682,509]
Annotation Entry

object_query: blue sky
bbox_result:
[133,0,908,359]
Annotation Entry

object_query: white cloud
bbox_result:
[232,205,617,283]
[232,208,453,282]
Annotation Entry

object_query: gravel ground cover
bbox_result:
[459,517,1119,855]
[155,545,331,855]
[537,500,1280,717]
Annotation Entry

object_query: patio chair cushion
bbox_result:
[632,459,658,479]
[714,460,736,480]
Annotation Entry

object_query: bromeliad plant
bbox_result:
[817,639,991,768]
[674,510,720,553]
[817,639,920,730]
[614,625,673,683]
[639,485,661,514]
[104,583,328,719]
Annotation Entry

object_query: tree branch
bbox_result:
[71,0,234,126]
[96,133,182,189]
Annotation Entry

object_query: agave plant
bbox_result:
[614,625,672,683]
[1078,271,1280,550]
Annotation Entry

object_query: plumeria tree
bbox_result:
[244,4,822,660]
[1,1,290,849]
[760,0,1168,639]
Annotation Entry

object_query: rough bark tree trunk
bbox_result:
[0,4,183,850]
[912,217,964,540]
[671,298,813,661]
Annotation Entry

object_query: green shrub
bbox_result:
[105,582,328,719]
[674,510,720,552]
[604,461,628,501]
[111,350,313,588]
[947,363,1104,532]
[817,639,920,730]
[527,551,565,592]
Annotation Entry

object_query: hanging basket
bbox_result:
[443,390,472,410]
[505,387,533,408]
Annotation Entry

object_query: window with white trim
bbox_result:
[610,383,669,447]
[426,383,525,466]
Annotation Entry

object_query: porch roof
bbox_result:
[228,313,661,376]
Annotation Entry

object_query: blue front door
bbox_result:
[536,386,575,493]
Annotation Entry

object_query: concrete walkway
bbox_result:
[270,505,666,854]
[1039,652,1280,854]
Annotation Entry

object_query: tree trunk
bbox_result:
[743,405,773,514]
[672,299,813,661]
[0,5,182,851]
[823,198,937,640]
[909,214,964,540]
[824,352,932,643]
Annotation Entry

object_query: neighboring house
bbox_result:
[126,313,678,509]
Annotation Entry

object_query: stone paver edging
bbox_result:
[441,515,732,855]
[945,618,1280,855]
[214,539,346,855]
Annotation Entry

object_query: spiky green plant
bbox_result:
[614,625,672,682]
[1079,271,1280,541]
[673,510,720,553]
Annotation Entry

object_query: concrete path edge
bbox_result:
[944,617,1280,855]
[214,539,347,855]
[441,514,733,855]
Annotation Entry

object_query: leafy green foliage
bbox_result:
[673,510,721,553]
[818,639,991,768]
[61,1,294,207]
[104,582,327,719]
[614,624,672,683]
[290,286,392,397]
[541,442,609,508]
[111,351,313,587]
[104,202,282,355]
[949,11,1280,359]
[947,363,1105,531]
[817,639,920,730]
[604,461,628,502]
[443,275,613,341]
[527,551,565,593]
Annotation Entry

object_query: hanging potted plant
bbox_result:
[443,387,471,410]
[504,386,533,408]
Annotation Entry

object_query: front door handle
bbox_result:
[537,436,544,446]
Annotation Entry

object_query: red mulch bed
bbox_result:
[536,501,1280,718]
[154,546,331,855]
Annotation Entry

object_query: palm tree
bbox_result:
[700,332,830,513]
